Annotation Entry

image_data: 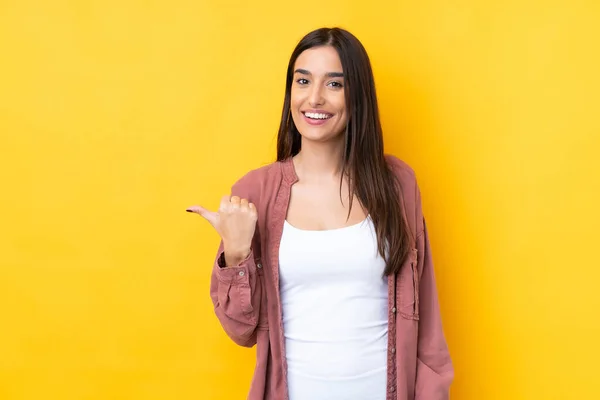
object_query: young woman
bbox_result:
[187,27,453,400]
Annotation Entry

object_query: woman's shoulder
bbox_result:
[229,159,286,202]
[384,154,417,188]
[384,154,424,233]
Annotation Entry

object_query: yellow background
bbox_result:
[1,0,599,399]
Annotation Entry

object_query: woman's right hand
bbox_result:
[186,195,258,266]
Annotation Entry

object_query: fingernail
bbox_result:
[186,209,193,212]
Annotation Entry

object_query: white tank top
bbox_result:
[279,216,388,400]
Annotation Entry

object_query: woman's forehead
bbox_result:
[294,46,343,74]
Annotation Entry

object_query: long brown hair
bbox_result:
[276,27,411,276]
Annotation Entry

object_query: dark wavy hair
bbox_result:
[276,27,411,276]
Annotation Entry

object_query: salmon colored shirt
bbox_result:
[209,155,453,400]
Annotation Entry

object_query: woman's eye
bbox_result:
[328,81,343,88]
[296,78,309,85]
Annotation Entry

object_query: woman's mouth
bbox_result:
[302,111,333,126]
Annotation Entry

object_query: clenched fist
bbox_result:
[186,195,257,267]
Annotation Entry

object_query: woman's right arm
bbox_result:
[187,178,263,348]
[208,240,262,347]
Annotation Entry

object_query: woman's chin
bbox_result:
[298,128,345,144]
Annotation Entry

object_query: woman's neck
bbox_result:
[292,138,346,183]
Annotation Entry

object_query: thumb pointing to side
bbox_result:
[186,205,218,227]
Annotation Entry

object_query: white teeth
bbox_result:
[305,112,331,120]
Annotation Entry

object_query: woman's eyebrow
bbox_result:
[294,68,344,78]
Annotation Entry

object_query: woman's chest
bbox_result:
[284,180,367,231]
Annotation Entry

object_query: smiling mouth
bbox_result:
[302,111,333,120]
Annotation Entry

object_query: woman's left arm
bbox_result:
[414,219,454,399]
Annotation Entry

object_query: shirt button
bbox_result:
[238,271,245,277]
[389,386,396,392]
[256,263,263,269]
[392,307,397,313]
[391,347,396,353]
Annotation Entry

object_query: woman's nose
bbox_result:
[308,85,325,107]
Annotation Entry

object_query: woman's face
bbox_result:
[290,45,348,144]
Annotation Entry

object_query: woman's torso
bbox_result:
[279,216,388,400]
